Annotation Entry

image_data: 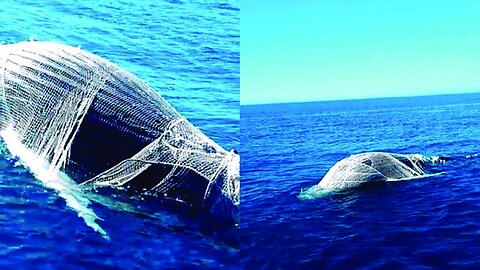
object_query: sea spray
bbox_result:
[298,185,331,201]
[0,126,109,239]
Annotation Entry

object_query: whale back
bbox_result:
[0,41,239,222]
[318,152,427,189]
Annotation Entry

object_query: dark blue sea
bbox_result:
[241,93,480,269]
[0,0,239,268]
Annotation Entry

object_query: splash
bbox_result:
[0,127,109,239]
[298,185,331,201]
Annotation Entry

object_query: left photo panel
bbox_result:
[0,0,239,268]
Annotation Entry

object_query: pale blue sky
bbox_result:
[242,0,480,105]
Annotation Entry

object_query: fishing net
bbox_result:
[318,152,427,189]
[0,41,239,220]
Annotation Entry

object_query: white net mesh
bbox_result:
[318,152,428,189]
[0,41,239,220]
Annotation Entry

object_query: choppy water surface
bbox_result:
[241,93,480,269]
[0,0,239,268]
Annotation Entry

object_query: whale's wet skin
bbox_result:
[299,152,444,200]
[0,41,240,236]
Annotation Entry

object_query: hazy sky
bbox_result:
[242,0,480,105]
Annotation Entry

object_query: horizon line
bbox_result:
[241,91,480,107]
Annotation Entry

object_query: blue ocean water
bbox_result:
[0,0,239,268]
[241,93,480,269]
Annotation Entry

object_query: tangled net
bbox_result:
[0,41,239,222]
[318,152,428,190]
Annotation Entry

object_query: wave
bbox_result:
[0,127,109,239]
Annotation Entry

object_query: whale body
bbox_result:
[318,152,430,190]
[0,41,239,224]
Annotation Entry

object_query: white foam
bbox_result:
[298,185,331,201]
[299,171,445,201]
[466,153,479,159]
[0,126,109,239]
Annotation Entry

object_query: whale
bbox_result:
[0,41,239,225]
[298,152,441,200]
[317,152,431,190]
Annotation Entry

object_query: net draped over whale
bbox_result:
[0,41,239,222]
[318,152,428,190]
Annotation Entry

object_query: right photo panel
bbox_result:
[241,1,480,269]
